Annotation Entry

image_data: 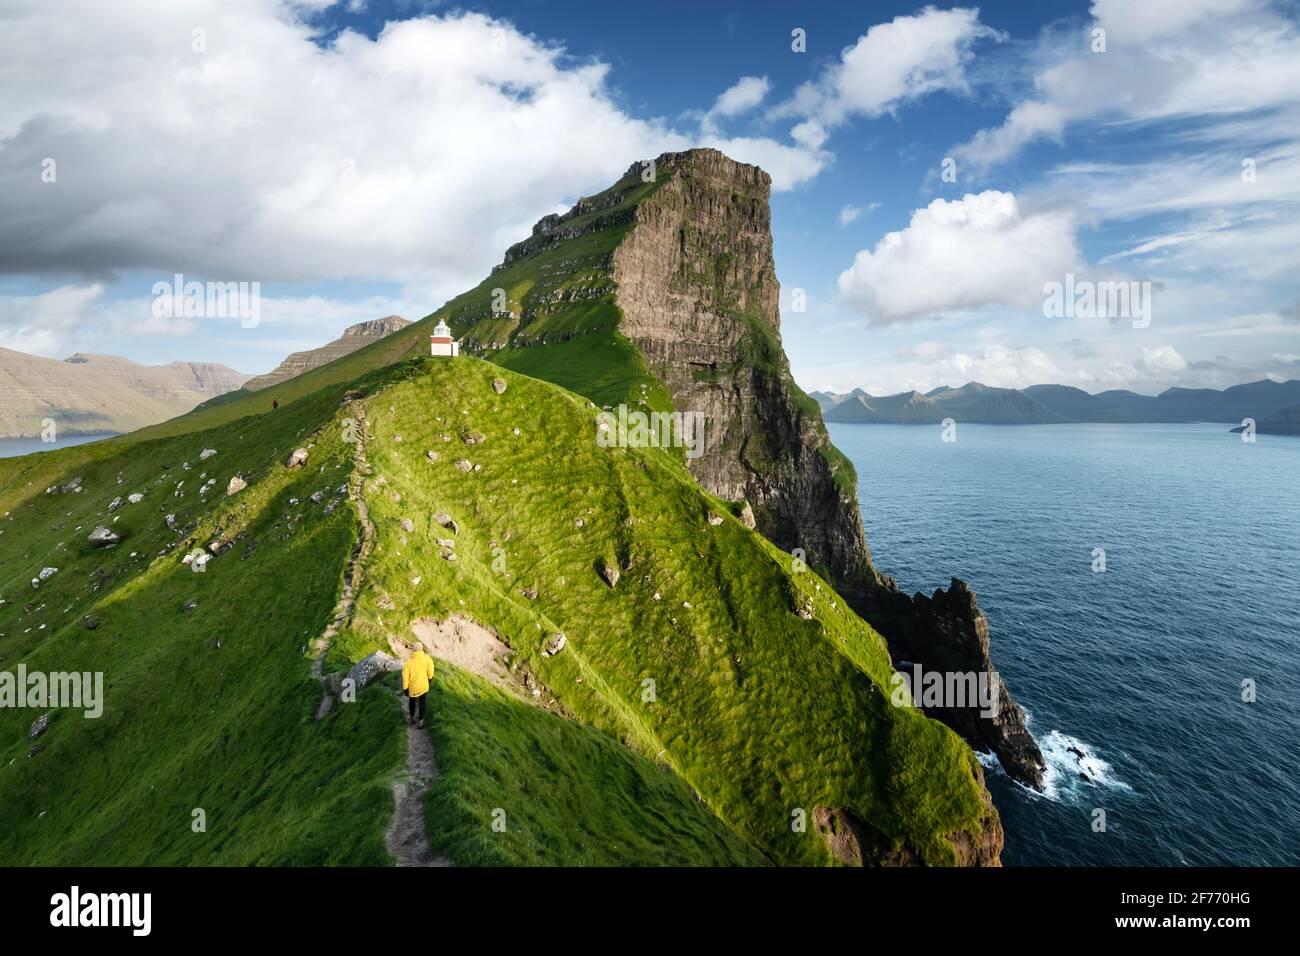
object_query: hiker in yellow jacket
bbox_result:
[402,645,435,728]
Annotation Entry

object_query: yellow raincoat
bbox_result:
[402,650,434,697]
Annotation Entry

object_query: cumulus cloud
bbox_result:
[836,191,1082,324]
[699,76,770,134]
[0,1,823,290]
[775,7,1001,130]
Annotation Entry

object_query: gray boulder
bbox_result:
[29,713,51,740]
[88,527,120,548]
[347,651,402,692]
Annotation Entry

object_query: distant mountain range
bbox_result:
[0,348,249,438]
[0,316,415,439]
[812,379,1300,432]
[243,315,411,390]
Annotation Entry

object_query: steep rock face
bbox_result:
[436,148,1043,795]
[868,577,1044,789]
[611,150,874,600]
[244,316,411,391]
[610,150,1043,790]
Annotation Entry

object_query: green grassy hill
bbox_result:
[0,357,996,865]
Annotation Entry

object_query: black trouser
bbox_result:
[407,692,426,720]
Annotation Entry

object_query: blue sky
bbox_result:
[1,0,1297,395]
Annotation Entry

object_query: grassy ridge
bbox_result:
[340,358,990,865]
[0,388,403,864]
[0,363,765,866]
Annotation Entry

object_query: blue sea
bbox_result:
[830,421,1300,867]
[0,434,112,459]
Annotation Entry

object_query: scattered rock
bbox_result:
[46,477,82,495]
[376,594,396,611]
[425,450,439,463]
[398,518,415,533]
[107,497,123,513]
[37,567,59,582]
[87,527,120,548]
[227,476,247,496]
[491,378,507,394]
[29,713,51,740]
[436,537,456,549]
[310,490,326,503]
[453,459,473,472]
[127,492,144,504]
[520,586,537,600]
[543,633,566,656]
[598,560,620,588]
[434,513,458,534]
[199,448,217,460]
[707,513,724,526]
[347,651,402,691]
[286,448,309,469]
[82,615,101,630]
[575,517,585,528]
[739,501,756,530]
[165,514,178,531]
[183,599,199,612]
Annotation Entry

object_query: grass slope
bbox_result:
[336,357,991,866]
[0,363,763,866]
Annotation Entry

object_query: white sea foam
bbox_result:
[977,714,1130,802]
[1037,729,1131,801]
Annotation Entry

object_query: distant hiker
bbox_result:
[402,643,434,728]
[271,399,279,411]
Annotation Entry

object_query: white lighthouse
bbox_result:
[429,319,460,357]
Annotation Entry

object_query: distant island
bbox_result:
[812,379,1300,433]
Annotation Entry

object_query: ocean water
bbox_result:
[829,421,1300,866]
[0,434,113,459]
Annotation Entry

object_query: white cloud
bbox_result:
[935,345,1061,389]
[837,191,1082,324]
[952,0,1300,175]
[894,340,955,362]
[776,7,1000,130]
[838,202,879,226]
[0,1,824,290]
[701,76,770,133]
[1137,344,1188,374]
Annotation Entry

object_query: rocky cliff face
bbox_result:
[441,148,1044,796]
[244,315,411,391]
[611,150,874,598]
[611,150,1044,791]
